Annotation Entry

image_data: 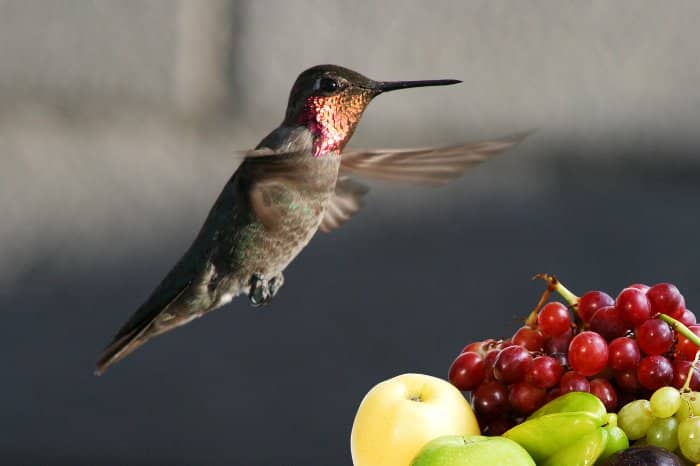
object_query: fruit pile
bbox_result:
[448,277,700,435]
[440,274,700,464]
[412,391,626,466]
[350,275,700,466]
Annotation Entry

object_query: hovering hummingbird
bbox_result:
[95,64,528,374]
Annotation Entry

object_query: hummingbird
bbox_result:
[95,64,527,374]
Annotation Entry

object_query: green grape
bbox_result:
[650,386,682,418]
[678,416,700,462]
[618,399,654,440]
[646,416,679,451]
[677,391,700,421]
[599,425,629,462]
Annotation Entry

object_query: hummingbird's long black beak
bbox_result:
[373,79,462,93]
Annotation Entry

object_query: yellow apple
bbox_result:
[350,373,480,466]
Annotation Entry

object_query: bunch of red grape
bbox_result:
[448,281,700,434]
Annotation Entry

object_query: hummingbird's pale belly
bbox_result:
[212,192,331,307]
[251,190,330,273]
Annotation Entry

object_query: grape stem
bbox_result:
[657,312,700,393]
[525,283,552,326]
[658,313,700,348]
[534,273,580,311]
[534,275,700,387]
[683,349,700,394]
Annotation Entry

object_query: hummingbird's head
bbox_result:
[283,65,461,157]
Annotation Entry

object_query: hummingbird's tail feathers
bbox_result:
[94,325,150,376]
[94,279,192,375]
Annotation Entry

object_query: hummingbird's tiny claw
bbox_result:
[268,273,285,298]
[249,273,272,307]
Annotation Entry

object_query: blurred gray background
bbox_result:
[2,1,700,465]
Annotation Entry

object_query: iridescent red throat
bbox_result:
[297,93,371,157]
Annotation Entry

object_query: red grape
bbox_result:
[472,381,509,419]
[676,325,700,360]
[509,382,546,415]
[512,326,545,351]
[560,371,590,393]
[679,309,697,327]
[589,306,628,341]
[647,282,685,319]
[568,331,609,376]
[537,302,572,337]
[637,355,674,390]
[525,355,564,389]
[493,346,532,384]
[627,283,650,292]
[608,337,641,371]
[482,417,514,436]
[551,352,569,370]
[672,359,700,390]
[483,349,501,381]
[635,318,673,355]
[616,287,652,327]
[578,290,614,323]
[614,369,642,393]
[543,329,573,354]
[589,378,618,411]
[462,340,490,356]
[545,387,561,403]
[448,352,485,391]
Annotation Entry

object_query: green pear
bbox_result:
[528,391,607,426]
[503,411,600,462]
[540,427,607,466]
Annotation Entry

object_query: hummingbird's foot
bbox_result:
[268,273,285,298]
[249,273,272,307]
[249,273,285,306]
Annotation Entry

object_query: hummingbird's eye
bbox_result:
[316,77,340,93]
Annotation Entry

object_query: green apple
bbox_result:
[411,435,536,466]
[351,373,479,466]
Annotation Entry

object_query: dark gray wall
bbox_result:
[2,2,700,465]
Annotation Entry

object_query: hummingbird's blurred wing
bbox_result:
[338,133,529,185]
[319,133,529,232]
[243,149,318,230]
[318,177,369,232]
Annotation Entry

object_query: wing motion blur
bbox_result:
[319,132,530,231]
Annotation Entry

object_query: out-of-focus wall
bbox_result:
[2,1,699,136]
[0,1,178,105]
[2,0,700,286]
[0,0,234,113]
[234,0,700,144]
